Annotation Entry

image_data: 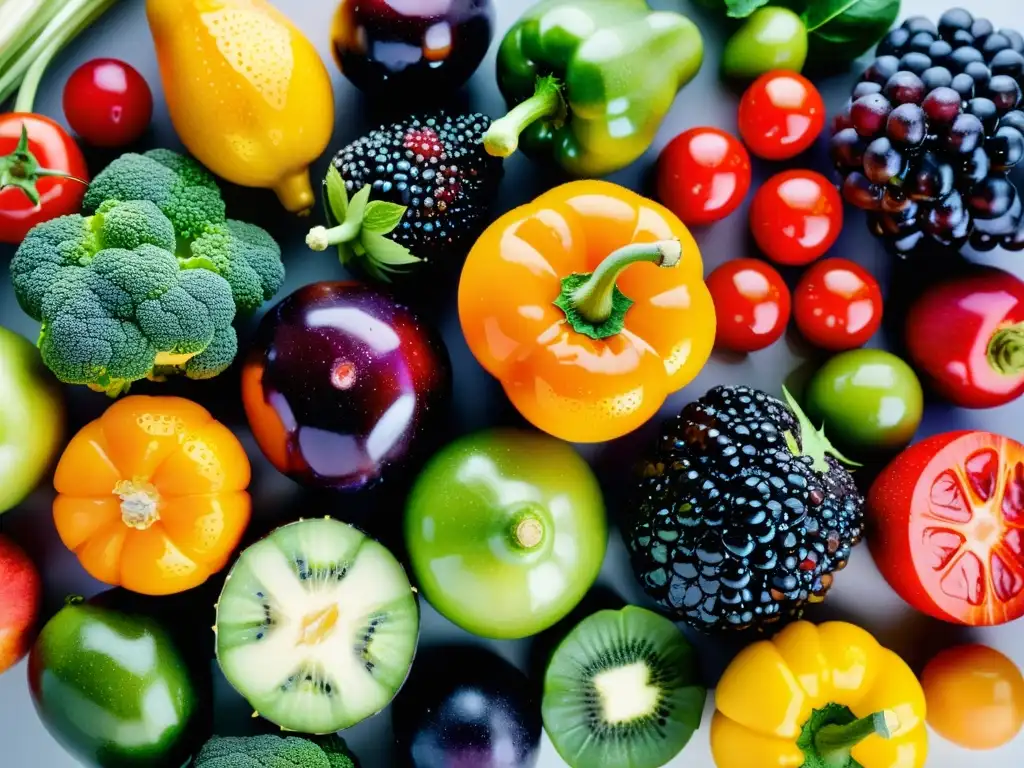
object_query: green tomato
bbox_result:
[723,7,808,81]
[28,596,201,767]
[0,326,62,514]
[805,349,924,454]
[404,429,607,640]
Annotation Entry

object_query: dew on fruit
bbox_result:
[965,448,999,501]
[922,527,966,571]
[929,469,973,522]
[940,550,985,604]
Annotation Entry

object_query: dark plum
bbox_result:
[989,125,1024,168]
[950,73,975,100]
[829,128,867,168]
[392,646,541,768]
[950,46,985,72]
[877,28,912,58]
[965,97,999,133]
[851,93,893,137]
[944,112,984,153]
[939,9,974,41]
[887,103,927,147]
[899,52,933,76]
[964,61,991,91]
[864,137,904,184]
[842,171,884,210]
[991,49,1024,79]
[862,55,901,85]
[924,189,970,245]
[921,66,953,90]
[242,282,453,492]
[905,152,955,201]
[885,71,926,104]
[923,86,964,123]
[968,176,1017,219]
[330,0,495,96]
[982,33,1012,58]
[986,75,1023,112]
[853,81,883,99]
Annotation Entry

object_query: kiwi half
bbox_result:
[214,517,419,734]
[542,605,706,768]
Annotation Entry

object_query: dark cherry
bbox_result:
[242,282,452,492]
[331,0,495,96]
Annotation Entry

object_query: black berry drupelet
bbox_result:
[625,386,864,635]
[833,8,1024,258]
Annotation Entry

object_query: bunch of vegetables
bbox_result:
[3,1,1024,768]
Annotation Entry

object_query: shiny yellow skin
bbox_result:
[711,621,928,768]
[146,0,334,214]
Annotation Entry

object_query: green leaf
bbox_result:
[362,200,408,235]
[324,165,348,224]
[725,0,772,17]
[345,184,372,228]
[360,231,422,268]
[800,0,901,65]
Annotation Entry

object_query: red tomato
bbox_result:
[656,127,751,226]
[0,113,89,245]
[906,267,1024,409]
[738,71,826,160]
[63,58,153,148]
[706,258,791,353]
[794,258,883,350]
[750,170,842,266]
[868,430,1024,626]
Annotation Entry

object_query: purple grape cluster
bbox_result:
[831,8,1024,257]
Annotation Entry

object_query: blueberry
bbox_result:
[899,52,933,76]
[939,8,974,41]
[877,28,912,58]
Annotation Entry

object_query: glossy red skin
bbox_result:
[706,258,791,353]
[656,127,751,226]
[906,268,1024,409]
[0,535,41,673]
[242,282,452,492]
[795,258,883,351]
[0,114,88,244]
[738,71,826,161]
[868,430,1024,626]
[750,170,842,266]
[63,59,153,148]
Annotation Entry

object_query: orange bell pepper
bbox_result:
[457,180,715,443]
[52,396,251,596]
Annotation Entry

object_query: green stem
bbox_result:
[815,711,896,768]
[0,0,52,72]
[988,324,1024,376]
[305,220,362,252]
[484,75,565,159]
[571,240,682,325]
[510,507,546,551]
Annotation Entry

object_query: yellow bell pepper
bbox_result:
[711,621,927,768]
[146,0,334,214]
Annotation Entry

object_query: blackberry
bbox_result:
[308,112,503,282]
[625,386,864,635]
[832,8,1024,258]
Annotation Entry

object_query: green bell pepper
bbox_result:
[483,0,704,178]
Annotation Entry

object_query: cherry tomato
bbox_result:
[706,258,791,353]
[868,430,1024,626]
[922,644,1024,750]
[0,113,88,245]
[794,258,883,350]
[63,59,153,148]
[750,170,842,266]
[738,70,826,160]
[906,267,1024,409]
[656,127,751,226]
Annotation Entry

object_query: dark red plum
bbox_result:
[242,282,452,492]
[330,0,494,96]
[392,645,541,768]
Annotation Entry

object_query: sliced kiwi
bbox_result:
[215,517,420,734]
[542,605,706,768]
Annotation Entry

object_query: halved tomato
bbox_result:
[868,430,1024,626]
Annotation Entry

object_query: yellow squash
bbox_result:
[146,0,335,214]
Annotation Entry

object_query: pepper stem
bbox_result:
[514,517,544,549]
[815,710,898,768]
[484,75,565,159]
[114,479,162,531]
[988,324,1024,376]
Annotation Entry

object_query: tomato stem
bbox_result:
[0,123,87,205]
[815,710,897,768]
[988,324,1024,376]
[484,75,565,159]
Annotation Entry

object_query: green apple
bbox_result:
[0,326,63,514]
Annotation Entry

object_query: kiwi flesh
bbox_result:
[542,605,706,768]
[214,517,420,734]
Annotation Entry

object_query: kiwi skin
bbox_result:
[213,516,422,734]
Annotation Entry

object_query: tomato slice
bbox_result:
[869,431,1024,626]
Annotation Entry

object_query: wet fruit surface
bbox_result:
[868,430,1024,625]
[242,282,452,491]
[331,0,494,95]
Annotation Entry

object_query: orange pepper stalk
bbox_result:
[457,180,715,443]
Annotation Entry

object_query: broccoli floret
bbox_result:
[80,149,285,313]
[10,201,237,396]
[192,734,358,768]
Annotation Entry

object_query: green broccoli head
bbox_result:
[188,219,286,314]
[192,734,357,768]
[82,149,226,240]
[10,202,238,396]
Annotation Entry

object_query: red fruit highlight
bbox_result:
[0,535,41,673]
